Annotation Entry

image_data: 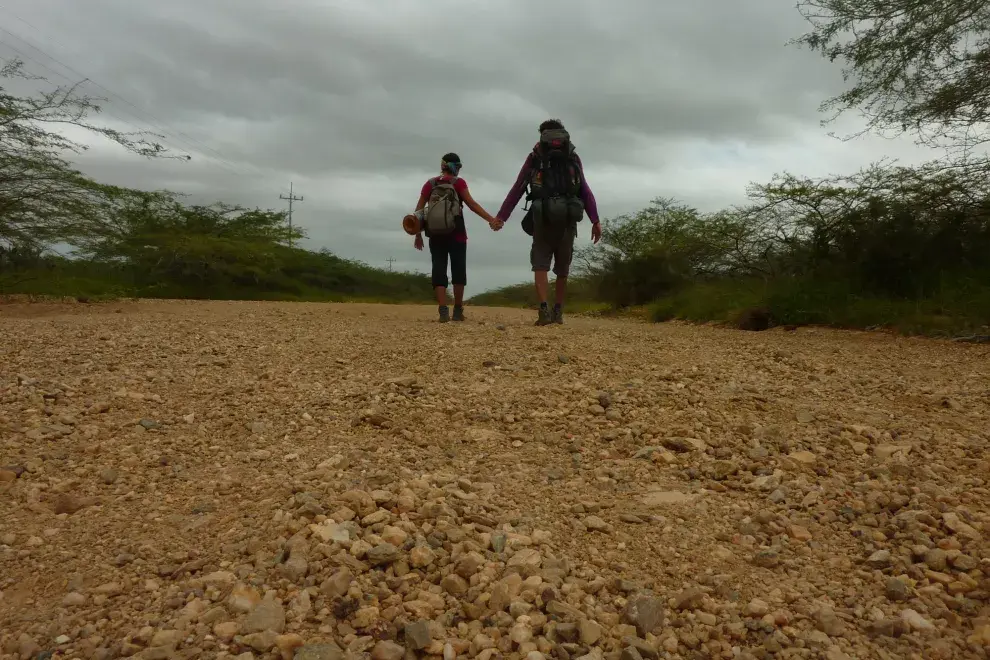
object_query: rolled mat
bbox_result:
[402,214,421,235]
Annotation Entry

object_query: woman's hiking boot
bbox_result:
[452,305,465,322]
[535,305,552,326]
[552,304,564,324]
[438,305,450,323]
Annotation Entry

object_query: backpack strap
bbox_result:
[569,151,584,196]
[444,176,461,200]
[523,152,540,210]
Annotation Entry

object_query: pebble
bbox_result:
[295,644,346,660]
[371,641,405,660]
[228,584,262,613]
[673,588,705,611]
[746,598,769,617]
[623,593,665,637]
[578,619,603,645]
[925,548,948,571]
[242,598,285,634]
[583,515,609,532]
[366,542,399,566]
[53,494,98,515]
[150,629,183,647]
[213,622,239,641]
[404,620,431,650]
[409,545,435,567]
[815,607,845,637]
[867,549,891,568]
[441,574,468,595]
[901,609,935,632]
[885,577,910,601]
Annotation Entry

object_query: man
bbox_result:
[492,119,601,325]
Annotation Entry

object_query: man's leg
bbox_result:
[534,271,549,304]
[550,223,577,323]
[450,240,467,321]
[530,228,553,325]
[429,238,451,321]
[555,277,567,305]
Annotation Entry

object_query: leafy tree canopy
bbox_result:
[794,0,990,152]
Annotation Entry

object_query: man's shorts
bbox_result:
[530,218,578,277]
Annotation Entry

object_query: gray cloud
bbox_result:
[0,0,943,292]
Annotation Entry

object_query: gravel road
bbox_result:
[1,300,988,660]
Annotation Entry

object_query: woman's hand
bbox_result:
[414,233,424,251]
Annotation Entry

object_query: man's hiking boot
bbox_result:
[452,306,465,322]
[439,305,450,323]
[535,306,552,326]
[551,306,564,324]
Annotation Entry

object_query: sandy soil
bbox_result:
[1,300,988,660]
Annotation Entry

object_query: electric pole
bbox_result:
[279,182,303,248]
[386,257,396,271]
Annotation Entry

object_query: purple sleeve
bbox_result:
[575,155,599,223]
[496,156,532,221]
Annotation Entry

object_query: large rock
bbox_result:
[242,598,285,634]
[405,620,432,650]
[370,641,405,660]
[623,592,665,637]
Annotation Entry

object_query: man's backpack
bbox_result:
[524,129,585,232]
[423,177,461,236]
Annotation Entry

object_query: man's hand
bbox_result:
[414,234,424,251]
[591,222,602,244]
[490,217,504,231]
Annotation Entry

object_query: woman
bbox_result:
[413,152,499,322]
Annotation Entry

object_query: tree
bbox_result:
[79,199,303,292]
[740,158,990,294]
[0,58,183,250]
[793,0,990,152]
[576,197,753,307]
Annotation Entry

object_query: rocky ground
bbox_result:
[1,300,988,660]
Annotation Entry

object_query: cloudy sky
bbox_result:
[0,0,952,293]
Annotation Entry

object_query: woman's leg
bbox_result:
[450,240,467,319]
[429,238,451,317]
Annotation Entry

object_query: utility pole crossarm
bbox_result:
[386,257,397,271]
[279,182,304,248]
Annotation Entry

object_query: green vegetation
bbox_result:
[648,277,990,337]
[0,59,430,303]
[1,249,430,303]
[468,277,605,313]
[472,160,990,335]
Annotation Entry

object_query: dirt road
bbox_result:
[1,300,988,659]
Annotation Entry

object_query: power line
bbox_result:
[0,11,268,181]
[0,13,238,166]
[279,182,303,248]
[0,35,251,180]
[386,257,396,271]
[0,38,191,156]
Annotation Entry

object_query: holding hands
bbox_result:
[487,215,504,231]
